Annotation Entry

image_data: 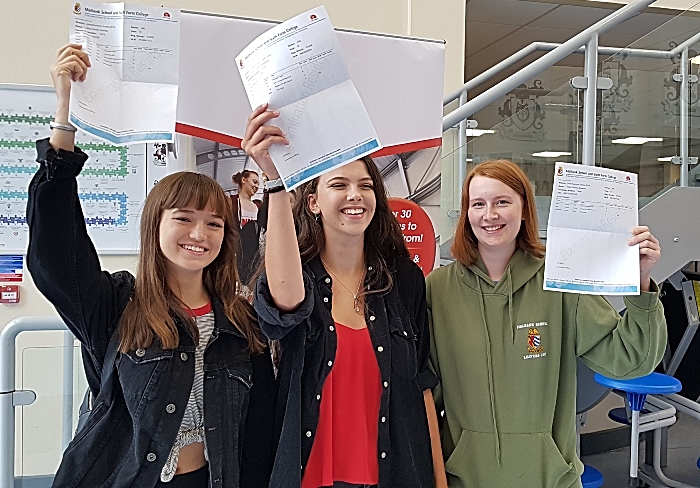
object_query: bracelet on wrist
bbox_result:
[50,121,77,132]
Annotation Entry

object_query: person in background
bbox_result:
[230,170,264,284]
[241,104,447,488]
[26,44,276,488]
[427,159,667,488]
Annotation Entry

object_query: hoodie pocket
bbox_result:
[444,430,576,488]
[444,429,472,476]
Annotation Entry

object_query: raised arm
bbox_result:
[27,45,130,357]
[49,44,90,152]
[241,105,304,312]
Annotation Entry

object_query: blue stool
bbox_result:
[581,465,604,488]
[594,372,682,486]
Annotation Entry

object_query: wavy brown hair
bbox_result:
[119,172,265,354]
[293,156,409,300]
[452,159,545,266]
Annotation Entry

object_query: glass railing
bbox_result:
[16,344,87,485]
[597,2,700,201]
[441,79,581,234]
[441,6,700,241]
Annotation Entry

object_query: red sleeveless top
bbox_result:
[301,322,382,487]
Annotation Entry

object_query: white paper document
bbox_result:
[235,6,381,190]
[69,1,180,145]
[544,163,640,295]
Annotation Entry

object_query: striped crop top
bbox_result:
[160,303,215,482]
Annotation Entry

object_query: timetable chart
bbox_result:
[0,85,146,253]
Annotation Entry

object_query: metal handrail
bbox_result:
[0,317,72,488]
[671,30,700,54]
[442,42,672,107]
[442,0,656,130]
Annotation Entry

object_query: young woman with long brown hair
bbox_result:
[427,159,667,487]
[242,104,447,488]
[26,44,276,488]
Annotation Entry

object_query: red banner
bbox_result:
[388,198,436,277]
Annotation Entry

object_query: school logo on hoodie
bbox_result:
[527,328,544,354]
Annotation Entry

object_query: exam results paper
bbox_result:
[544,163,640,295]
[235,6,382,190]
[69,1,180,145]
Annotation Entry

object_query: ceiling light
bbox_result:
[532,151,572,158]
[465,129,495,137]
[465,158,473,162]
[657,156,675,162]
[692,55,700,65]
[611,137,663,145]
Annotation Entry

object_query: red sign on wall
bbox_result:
[388,198,436,277]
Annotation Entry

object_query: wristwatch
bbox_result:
[265,177,285,193]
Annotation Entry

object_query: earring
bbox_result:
[314,212,320,223]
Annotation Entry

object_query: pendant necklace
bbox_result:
[320,258,364,313]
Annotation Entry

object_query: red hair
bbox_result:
[451,159,544,266]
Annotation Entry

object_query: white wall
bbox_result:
[0,0,464,477]
[0,0,464,334]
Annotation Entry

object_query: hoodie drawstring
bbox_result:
[508,266,515,344]
[476,278,502,465]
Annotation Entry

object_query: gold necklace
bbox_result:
[320,258,364,313]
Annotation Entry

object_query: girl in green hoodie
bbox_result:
[427,160,666,488]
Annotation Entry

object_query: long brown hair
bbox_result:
[119,172,265,354]
[293,156,409,299]
[451,159,544,266]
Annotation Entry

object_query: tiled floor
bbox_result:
[582,412,700,487]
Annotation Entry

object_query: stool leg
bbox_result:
[653,428,695,488]
[644,431,653,467]
[660,427,668,467]
[630,409,640,481]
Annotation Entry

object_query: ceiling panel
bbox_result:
[467,0,559,25]
[466,22,522,56]
[528,4,611,27]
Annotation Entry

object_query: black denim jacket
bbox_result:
[254,256,438,488]
[26,139,276,488]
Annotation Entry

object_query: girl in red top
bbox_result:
[242,105,447,488]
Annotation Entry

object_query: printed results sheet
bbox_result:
[544,163,640,295]
[236,6,381,190]
[69,1,180,145]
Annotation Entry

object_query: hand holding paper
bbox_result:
[236,6,381,190]
[241,104,288,180]
[628,225,661,292]
[543,163,661,295]
[69,1,180,145]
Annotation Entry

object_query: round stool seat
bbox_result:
[607,406,651,425]
[593,372,682,395]
[594,373,682,410]
[608,406,629,424]
[581,465,604,488]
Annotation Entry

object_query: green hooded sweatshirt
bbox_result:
[426,249,667,488]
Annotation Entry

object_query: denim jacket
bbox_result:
[26,139,276,488]
[254,256,438,487]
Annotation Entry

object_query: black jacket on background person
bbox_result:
[26,139,276,488]
[254,256,438,488]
